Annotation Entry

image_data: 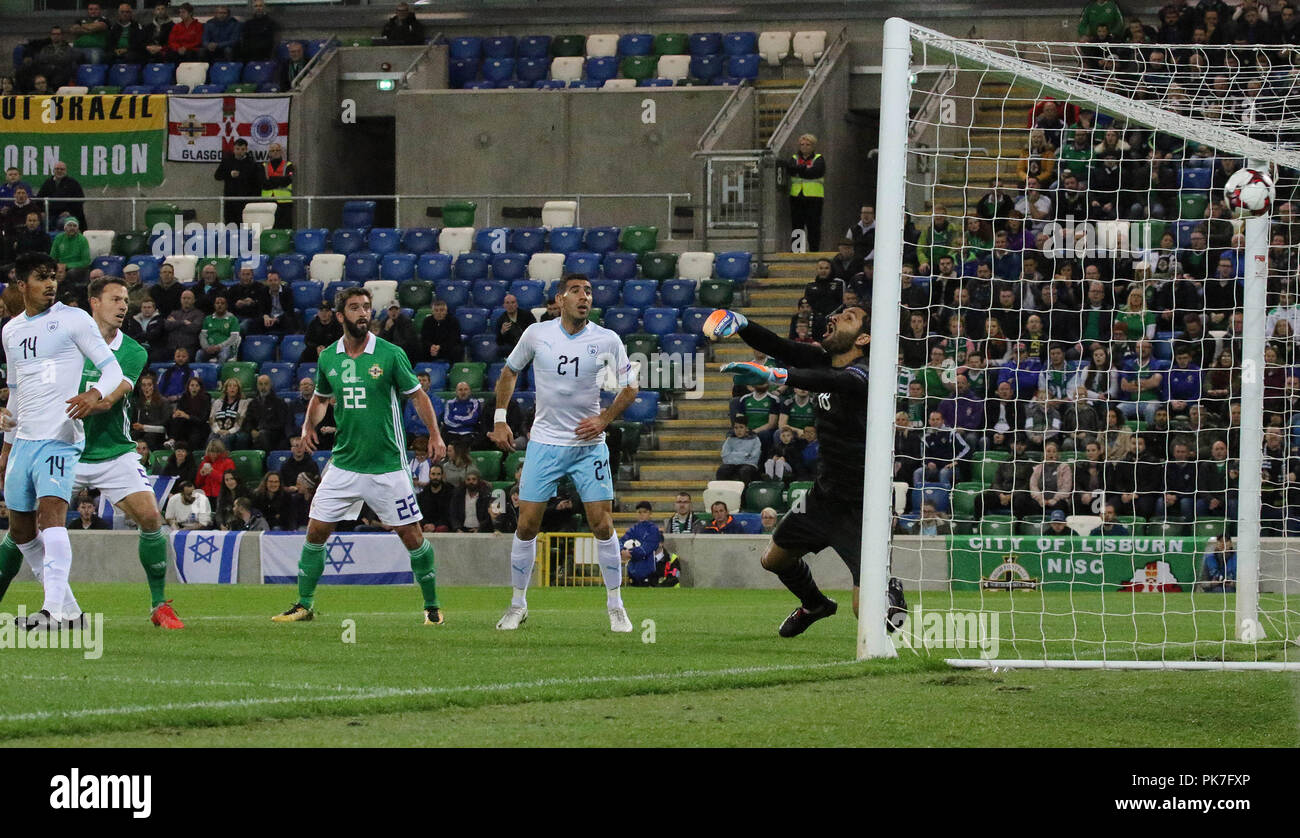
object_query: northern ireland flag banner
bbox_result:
[168,96,289,163]
[260,533,414,585]
[173,530,244,584]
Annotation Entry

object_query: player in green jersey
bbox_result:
[272,286,446,625]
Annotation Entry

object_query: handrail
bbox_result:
[696,83,753,153]
[291,35,339,90]
[908,63,957,146]
[399,38,436,90]
[765,26,851,154]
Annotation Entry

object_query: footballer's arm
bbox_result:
[87,380,134,414]
[489,364,520,451]
[576,383,638,441]
[299,393,332,453]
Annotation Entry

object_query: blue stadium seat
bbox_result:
[510,227,546,255]
[483,36,517,59]
[296,363,318,386]
[468,334,499,363]
[584,226,621,254]
[564,251,601,279]
[1181,167,1213,190]
[516,57,551,83]
[124,85,153,95]
[256,83,281,93]
[291,281,322,311]
[142,63,174,87]
[342,201,376,230]
[433,280,470,310]
[293,228,329,257]
[482,58,515,84]
[622,279,658,309]
[690,55,724,81]
[208,62,242,87]
[682,307,713,335]
[723,31,758,56]
[660,332,700,358]
[518,35,551,58]
[689,33,723,56]
[367,227,401,255]
[601,252,638,281]
[414,362,450,390]
[534,80,566,89]
[404,397,437,436]
[265,449,291,475]
[490,253,527,282]
[659,279,696,308]
[418,253,453,282]
[727,54,759,80]
[618,33,654,56]
[715,251,752,282]
[623,391,659,425]
[192,84,224,94]
[642,307,679,336]
[586,56,619,83]
[450,36,482,60]
[732,513,763,534]
[402,228,438,255]
[495,80,528,89]
[548,227,585,254]
[344,253,379,282]
[322,281,357,305]
[302,308,319,323]
[1183,157,1214,170]
[472,279,509,308]
[638,78,674,87]
[380,253,417,282]
[190,363,220,390]
[127,256,161,284]
[1174,220,1200,248]
[568,80,602,88]
[331,228,365,256]
[311,450,331,470]
[603,307,640,336]
[244,255,268,280]
[240,335,280,364]
[91,255,124,276]
[474,226,510,255]
[591,279,622,309]
[108,63,140,87]
[512,392,536,414]
[464,80,497,91]
[76,64,108,87]
[457,307,490,335]
[454,252,490,282]
[242,61,277,84]
[911,483,952,513]
[160,84,189,95]
[449,57,478,87]
[509,280,545,309]
[270,254,307,283]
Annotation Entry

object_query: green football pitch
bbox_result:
[0,584,1296,747]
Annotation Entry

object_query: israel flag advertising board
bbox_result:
[260,533,415,585]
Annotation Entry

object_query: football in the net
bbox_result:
[1224,167,1275,217]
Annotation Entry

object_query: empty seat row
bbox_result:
[283,225,656,258]
[75,60,280,89]
[447,31,823,65]
[452,53,761,86]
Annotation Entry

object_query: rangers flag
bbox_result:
[168,96,289,163]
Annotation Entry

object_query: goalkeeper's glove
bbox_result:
[721,361,788,387]
[703,309,748,340]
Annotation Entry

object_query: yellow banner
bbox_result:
[0,95,166,134]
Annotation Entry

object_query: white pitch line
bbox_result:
[0,660,865,724]
[14,673,370,693]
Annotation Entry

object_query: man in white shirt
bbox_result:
[164,481,213,530]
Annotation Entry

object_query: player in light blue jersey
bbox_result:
[489,274,639,632]
[0,253,125,629]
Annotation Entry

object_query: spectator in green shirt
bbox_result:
[918,345,955,400]
[1115,286,1156,341]
[197,294,243,363]
[49,216,91,271]
[1078,0,1124,40]
[778,388,816,432]
[71,1,111,64]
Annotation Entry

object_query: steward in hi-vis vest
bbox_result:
[261,142,294,229]
[783,133,826,251]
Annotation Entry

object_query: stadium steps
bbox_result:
[755,79,805,146]
[935,76,1030,203]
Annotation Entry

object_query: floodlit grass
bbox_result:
[0,584,1295,747]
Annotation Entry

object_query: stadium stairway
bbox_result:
[755,78,805,146]
[611,252,822,526]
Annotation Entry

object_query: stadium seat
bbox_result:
[220,362,258,394]
[723,31,759,57]
[550,56,584,82]
[509,280,545,309]
[75,64,108,87]
[703,481,744,516]
[309,254,345,283]
[548,227,585,255]
[344,253,379,282]
[293,228,330,258]
[464,80,497,90]
[1181,167,1213,191]
[689,33,723,56]
[199,257,234,282]
[296,362,319,386]
[744,481,787,513]
[516,57,551,83]
[600,79,637,89]
[330,228,365,256]
[242,61,276,84]
[240,335,279,364]
[615,33,653,57]
[727,54,760,81]
[656,55,690,81]
[84,230,116,259]
[698,279,734,308]
[449,36,482,60]
[581,226,620,254]
[160,255,195,283]
[209,62,242,87]
[590,279,622,309]
[226,82,257,94]
[112,231,150,258]
[689,55,724,82]
[1173,220,1200,248]
[456,307,490,336]
[620,226,658,256]
[467,334,498,363]
[622,279,658,309]
[127,255,161,284]
[642,307,679,336]
[448,361,486,390]
[638,252,676,281]
[620,54,658,81]
[1179,192,1209,220]
[509,227,546,256]
[624,333,658,359]
[226,449,263,484]
[756,31,792,67]
[449,57,478,88]
[259,229,293,257]
[638,77,675,87]
[527,252,565,281]
[552,34,586,57]
[417,253,453,282]
[482,35,517,59]
[678,251,716,281]
[91,255,125,276]
[681,307,713,335]
[586,33,619,58]
[367,227,401,256]
[660,332,699,359]
[623,391,659,425]
[108,63,140,87]
[397,280,434,310]
[441,201,477,229]
[256,83,281,93]
[659,279,696,308]
[541,201,578,228]
[342,200,376,229]
[379,253,416,283]
[180,363,218,391]
[596,252,634,282]
[471,279,509,308]
[291,281,322,311]
[482,58,515,84]
[402,228,438,255]
[792,31,827,65]
[603,307,640,335]
[142,62,175,87]
[468,450,504,481]
[363,280,399,312]
[564,251,601,279]
[310,451,331,471]
[265,449,292,475]
[242,202,277,231]
[439,227,475,257]
[715,252,753,283]
[124,85,153,95]
[433,280,470,310]
[488,253,526,282]
[160,84,189,95]
[586,56,619,83]
[454,252,490,283]
[518,35,551,59]
[191,83,224,94]
[270,254,306,283]
[473,226,509,255]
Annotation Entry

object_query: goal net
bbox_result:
[859,18,1300,669]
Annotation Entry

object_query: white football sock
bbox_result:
[17,535,44,583]
[596,535,623,609]
[39,527,80,621]
[510,535,535,608]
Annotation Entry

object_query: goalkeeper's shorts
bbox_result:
[771,484,863,585]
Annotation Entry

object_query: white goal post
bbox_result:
[859,18,1299,669]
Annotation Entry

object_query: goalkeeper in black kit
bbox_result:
[704,305,907,637]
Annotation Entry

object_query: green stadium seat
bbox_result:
[653,33,689,55]
[226,83,257,93]
[587,307,602,325]
[448,362,486,390]
[413,307,433,331]
[1116,515,1146,528]
[260,229,293,255]
[982,451,1010,460]
[1179,192,1209,220]
[1132,219,1167,251]
[621,55,657,81]
[551,34,586,57]
[504,450,528,478]
[398,280,434,309]
[978,515,1014,537]
[787,480,813,509]
[469,450,503,481]
[620,226,658,256]
[344,37,374,47]
[1144,521,1188,538]
[977,457,1005,487]
[611,421,641,458]
[90,85,122,94]
[442,201,477,228]
[113,231,151,258]
[1193,519,1233,539]
[951,481,980,520]
[743,481,787,513]
[492,480,514,494]
[219,361,258,395]
[698,279,734,308]
[230,450,265,484]
[640,252,677,281]
[144,202,181,232]
[197,256,233,281]
[150,450,170,475]
[624,333,659,358]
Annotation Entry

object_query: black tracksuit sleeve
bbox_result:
[737,320,867,396]
[737,320,831,369]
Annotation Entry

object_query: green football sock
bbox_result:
[138,529,169,609]
[0,534,22,604]
[409,541,439,609]
[298,542,326,609]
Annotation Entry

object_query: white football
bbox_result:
[1224,167,1275,217]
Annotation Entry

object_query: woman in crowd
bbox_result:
[131,372,172,452]
[160,442,198,492]
[166,376,212,452]
[209,377,251,450]
[252,472,294,531]
[215,470,249,531]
